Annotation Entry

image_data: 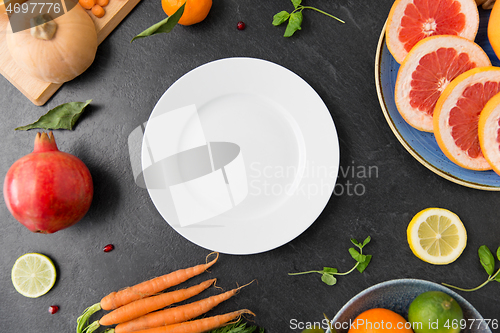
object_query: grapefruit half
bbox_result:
[386,0,479,64]
[478,92,500,175]
[395,35,490,132]
[434,67,500,170]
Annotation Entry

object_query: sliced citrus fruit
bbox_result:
[434,67,500,170]
[488,0,500,60]
[395,35,490,132]
[478,92,500,175]
[385,0,479,64]
[407,208,467,265]
[11,253,57,298]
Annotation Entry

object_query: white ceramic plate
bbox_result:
[142,57,339,255]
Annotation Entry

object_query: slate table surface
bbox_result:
[1,1,499,332]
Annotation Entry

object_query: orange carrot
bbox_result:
[102,252,219,310]
[113,309,255,333]
[99,279,216,327]
[114,281,254,333]
[77,253,219,333]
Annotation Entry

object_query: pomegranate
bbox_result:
[3,132,93,233]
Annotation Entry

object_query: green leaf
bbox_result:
[350,238,360,247]
[479,245,495,276]
[321,273,337,286]
[291,0,301,8]
[207,319,263,332]
[497,246,500,261]
[15,100,92,131]
[131,3,185,42]
[349,248,366,263]
[362,236,371,247]
[356,254,372,273]
[272,11,290,26]
[322,267,338,274]
[283,11,302,37]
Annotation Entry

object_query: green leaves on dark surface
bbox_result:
[15,100,92,131]
[443,244,500,291]
[288,236,372,286]
[273,0,344,37]
[131,3,185,42]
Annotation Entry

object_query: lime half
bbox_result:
[11,253,57,298]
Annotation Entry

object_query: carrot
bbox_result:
[111,309,255,333]
[100,278,217,326]
[77,253,219,333]
[114,281,254,333]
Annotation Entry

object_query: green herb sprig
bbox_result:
[442,245,500,292]
[289,236,372,286]
[131,3,185,42]
[15,100,92,131]
[272,0,344,37]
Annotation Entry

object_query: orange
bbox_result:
[385,0,479,64]
[434,67,500,170]
[394,35,490,132]
[478,91,500,175]
[348,308,414,333]
[161,0,212,26]
[488,0,500,60]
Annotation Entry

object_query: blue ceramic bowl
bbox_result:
[330,279,491,333]
[375,9,500,190]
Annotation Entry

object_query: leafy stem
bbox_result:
[289,236,372,286]
[442,245,500,292]
[272,0,344,37]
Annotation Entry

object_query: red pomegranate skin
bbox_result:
[3,132,93,233]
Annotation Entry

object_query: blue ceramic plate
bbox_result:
[375,9,500,190]
[331,279,492,333]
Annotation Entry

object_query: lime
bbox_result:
[408,291,463,333]
[407,208,467,265]
[11,253,57,298]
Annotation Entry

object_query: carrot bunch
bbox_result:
[76,252,255,333]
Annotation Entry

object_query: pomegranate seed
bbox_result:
[103,244,114,252]
[237,21,245,30]
[48,305,59,314]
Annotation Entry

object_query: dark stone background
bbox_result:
[1,0,499,332]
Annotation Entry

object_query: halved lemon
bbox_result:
[407,208,467,265]
[11,253,57,298]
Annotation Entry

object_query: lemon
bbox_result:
[11,253,57,298]
[407,208,467,265]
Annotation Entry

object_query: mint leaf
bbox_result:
[322,273,337,286]
[15,100,92,131]
[291,0,301,8]
[323,267,338,274]
[283,11,302,37]
[357,255,372,273]
[349,248,366,263]
[497,246,500,261]
[272,11,289,26]
[350,238,360,247]
[479,245,495,276]
[131,3,185,42]
[362,236,371,247]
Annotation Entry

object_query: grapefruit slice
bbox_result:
[478,92,500,175]
[386,0,479,64]
[434,67,500,170]
[395,35,490,132]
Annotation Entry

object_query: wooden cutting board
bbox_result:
[0,0,141,106]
